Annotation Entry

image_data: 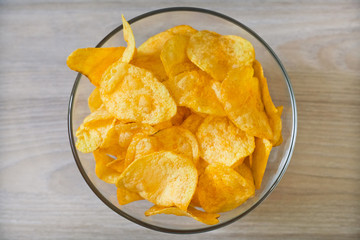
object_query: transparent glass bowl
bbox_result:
[68,7,297,234]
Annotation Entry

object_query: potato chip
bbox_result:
[93,150,121,184]
[252,138,272,189]
[152,120,173,132]
[170,106,192,126]
[120,15,136,63]
[220,66,273,139]
[117,122,157,149]
[253,60,283,145]
[117,184,143,205]
[155,126,199,164]
[164,70,226,116]
[75,106,115,153]
[100,62,177,124]
[124,134,162,168]
[117,151,197,211]
[198,163,255,213]
[67,47,125,87]
[88,88,103,112]
[145,205,220,225]
[196,116,255,167]
[235,162,255,189]
[187,31,254,81]
[131,54,167,82]
[160,35,197,77]
[181,113,205,134]
[190,158,209,207]
[133,25,197,82]
[106,158,126,173]
[137,25,197,56]
[273,106,284,146]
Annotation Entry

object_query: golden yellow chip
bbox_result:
[93,150,121,184]
[145,205,220,225]
[187,31,254,81]
[235,162,255,189]
[198,163,255,213]
[160,35,197,77]
[100,62,177,124]
[273,106,284,146]
[120,15,136,63]
[196,116,255,167]
[106,158,126,173]
[138,25,197,56]
[75,106,115,153]
[124,134,162,168]
[170,106,192,126]
[152,120,173,132]
[117,184,143,205]
[117,122,157,149]
[133,25,197,82]
[220,66,273,139]
[99,123,126,158]
[155,126,199,164]
[117,151,197,211]
[88,88,103,112]
[67,47,125,87]
[164,70,225,116]
[190,158,209,208]
[252,138,272,189]
[253,60,283,145]
[131,54,167,82]
[181,113,205,134]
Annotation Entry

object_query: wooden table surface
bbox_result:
[1,0,359,239]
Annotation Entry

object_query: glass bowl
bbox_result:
[68,7,297,234]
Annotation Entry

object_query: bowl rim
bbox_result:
[68,6,297,234]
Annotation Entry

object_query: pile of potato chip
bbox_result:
[67,15,283,225]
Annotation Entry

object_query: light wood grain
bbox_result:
[0,0,359,239]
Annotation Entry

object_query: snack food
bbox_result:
[67,15,283,225]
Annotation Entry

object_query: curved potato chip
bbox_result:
[220,66,273,139]
[187,31,254,81]
[170,106,192,126]
[117,151,197,211]
[181,113,205,134]
[273,106,283,146]
[106,158,126,173]
[131,54,167,82]
[100,121,156,158]
[190,158,209,207]
[93,150,121,184]
[155,126,199,164]
[160,35,197,77]
[152,120,173,132]
[88,88,103,112]
[75,106,114,153]
[235,162,255,189]
[120,15,136,63]
[67,47,125,87]
[198,163,255,213]
[145,205,220,225]
[252,138,272,189]
[138,25,197,56]
[124,134,162,168]
[117,184,143,205]
[117,122,156,148]
[100,62,177,124]
[253,60,283,145]
[164,70,225,116]
[196,116,255,167]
